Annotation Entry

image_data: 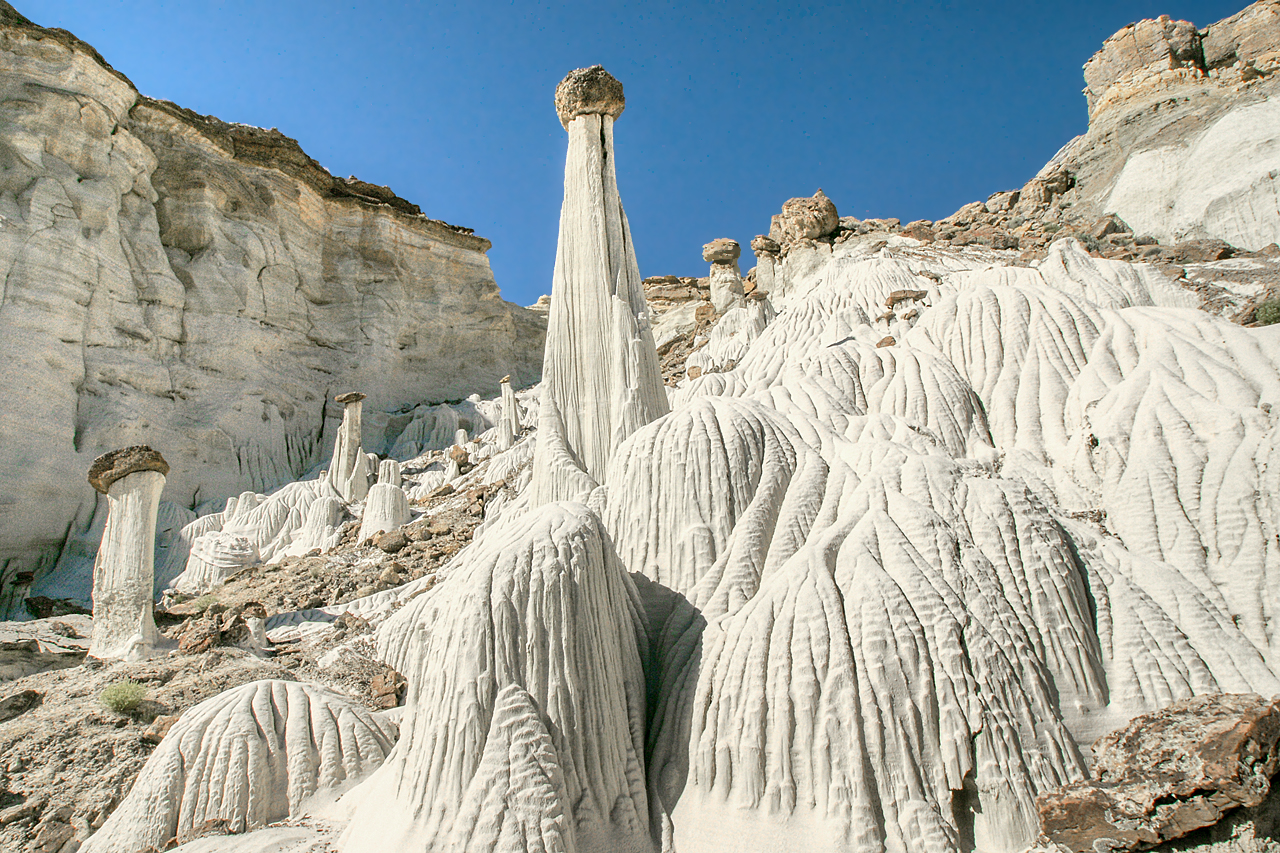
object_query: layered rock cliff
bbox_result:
[995,2,1280,253]
[0,2,544,611]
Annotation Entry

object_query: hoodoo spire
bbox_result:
[530,65,669,506]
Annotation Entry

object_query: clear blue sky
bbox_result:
[25,1,1245,306]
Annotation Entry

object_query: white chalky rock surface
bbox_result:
[608,236,1279,853]
[82,679,397,853]
[356,482,411,541]
[341,501,651,853]
[446,683,575,853]
[377,458,402,487]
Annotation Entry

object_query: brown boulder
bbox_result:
[771,190,839,243]
[750,234,781,256]
[885,289,928,308]
[1039,693,1280,853]
[554,65,625,129]
[374,529,408,554]
[702,238,741,263]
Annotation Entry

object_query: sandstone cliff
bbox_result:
[0,2,544,613]
[1025,2,1280,252]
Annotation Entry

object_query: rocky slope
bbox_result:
[899,2,1280,291]
[0,2,545,616]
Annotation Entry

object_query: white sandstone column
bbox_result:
[531,65,669,505]
[87,446,168,660]
[498,374,521,451]
[327,392,368,503]
[705,238,744,313]
[378,458,402,487]
[750,235,780,296]
[359,483,411,541]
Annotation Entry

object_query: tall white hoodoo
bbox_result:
[327,392,370,503]
[86,446,168,660]
[530,65,669,505]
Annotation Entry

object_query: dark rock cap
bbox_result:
[334,392,366,404]
[555,65,625,129]
[751,235,781,255]
[239,601,268,619]
[88,446,169,494]
[702,238,741,263]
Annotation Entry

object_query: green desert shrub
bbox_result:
[99,680,146,714]
[191,593,220,613]
[1256,299,1280,326]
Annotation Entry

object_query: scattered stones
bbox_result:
[876,336,896,348]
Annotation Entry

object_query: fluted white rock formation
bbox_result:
[86,447,168,660]
[357,483,411,541]
[530,66,668,505]
[170,531,256,595]
[341,501,651,853]
[607,235,1280,853]
[377,458,402,487]
[327,392,371,503]
[497,375,522,452]
[82,679,397,853]
[280,494,345,558]
[446,684,575,853]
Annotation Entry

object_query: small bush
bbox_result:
[99,680,146,714]
[1256,299,1280,326]
[191,593,219,613]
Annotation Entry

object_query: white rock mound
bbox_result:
[341,501,651,853]
[82,679,397,853]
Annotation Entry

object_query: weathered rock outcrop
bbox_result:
[82,679,397,853]
[1039,694,1280,853]
[0,2,544,614]
[992,2,1280,254]
[86,447,167,660]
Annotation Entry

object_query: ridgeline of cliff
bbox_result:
[0,2,545,610]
